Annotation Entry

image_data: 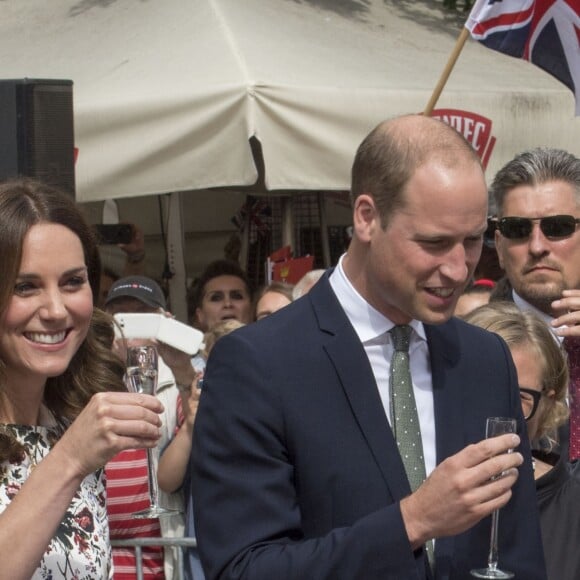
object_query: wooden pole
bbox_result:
[424,27,470,116]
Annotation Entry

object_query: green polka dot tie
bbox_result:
[389,325,434,569]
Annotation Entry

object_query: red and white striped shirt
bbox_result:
[105,448,164,579]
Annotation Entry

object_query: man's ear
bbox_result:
[353,194,379,243]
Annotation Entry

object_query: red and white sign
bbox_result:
[431,108,497,169]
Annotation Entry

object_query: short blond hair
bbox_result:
[203,319,245,357]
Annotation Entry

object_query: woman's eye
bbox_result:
[65,276,87,288]
[14,282,36,295]
[208,293,224,302]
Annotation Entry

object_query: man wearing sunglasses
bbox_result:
[490,147,580,463]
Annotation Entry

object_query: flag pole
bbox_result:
[424,27,470,116]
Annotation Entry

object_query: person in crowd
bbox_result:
[465,301,579,580]
[472,223,504,282]
[100,266,121,310]
[188,259,253,332]
[192,115,545,579]
[105,275,167,317]
[158,319,245,580]
[488,147,580,461]
[454,278,495,318]
[254,281,294,320]
[97,223,148,308]
[200,319,246,359]
[104,275,187,580]
[156,318,246,496]
[489,276,513,302]
[292,268,326,300]
[118,222,147,275]
[0,179,163,579]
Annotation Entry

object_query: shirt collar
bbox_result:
[512,290,563,344]
[329,254,426,344]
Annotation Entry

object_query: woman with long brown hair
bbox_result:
[0,179,163,579]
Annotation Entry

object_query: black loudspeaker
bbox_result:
[0,79,75,196]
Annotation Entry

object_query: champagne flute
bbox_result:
[125,345,179,519]
[471,417,517,579]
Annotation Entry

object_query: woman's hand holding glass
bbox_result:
[54,390,163,478]
[125,345,180,518]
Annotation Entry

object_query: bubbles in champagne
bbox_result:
[126,367,158,395]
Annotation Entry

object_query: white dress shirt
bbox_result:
[513,290,564,344]
[329,255,436,477]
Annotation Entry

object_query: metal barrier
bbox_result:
[111,537,198,580]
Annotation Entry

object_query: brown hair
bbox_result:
[350,115,482,227]
[0,179,125,462]
[188,259,252,323]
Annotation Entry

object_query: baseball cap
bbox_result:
[105,276,166,310]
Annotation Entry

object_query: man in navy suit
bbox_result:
[192,115,546,579]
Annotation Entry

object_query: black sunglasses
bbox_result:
[519,387,542,421]
[483,217,497,247]
[497,215,580,240]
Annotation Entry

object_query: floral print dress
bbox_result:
[0,418,112,579]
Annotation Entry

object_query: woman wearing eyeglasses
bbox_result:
[465,301,579,580]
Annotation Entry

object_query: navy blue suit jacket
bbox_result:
[192,274,546,579]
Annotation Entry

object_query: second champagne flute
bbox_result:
[470,416,517,579]
[126,345,180,519]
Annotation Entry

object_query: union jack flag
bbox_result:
[465,0,580,115]
[231,196,272,238]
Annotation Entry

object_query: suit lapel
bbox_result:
[309,276,412,502]
[426,322,465,463]
[425,321,465,578]
[309,277,470,577]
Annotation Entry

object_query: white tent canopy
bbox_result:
[1,0,578,203]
